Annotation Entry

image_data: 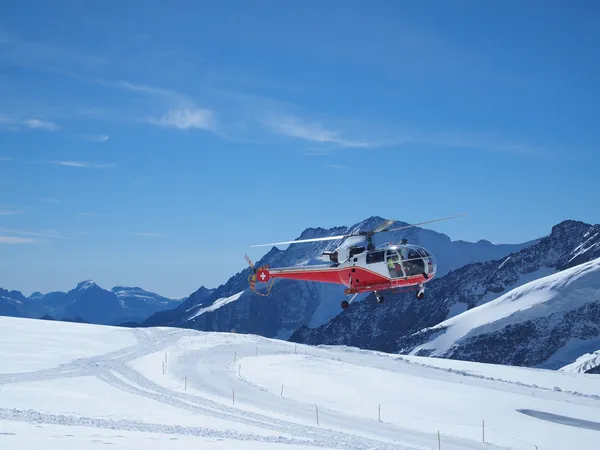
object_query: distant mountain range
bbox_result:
[0,280,182,325]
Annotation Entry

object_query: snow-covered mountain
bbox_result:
[290,219,600,361]
[0,280,182,325]
[560,349,600,374]
[142,215,534,339]
[396,257,600,370]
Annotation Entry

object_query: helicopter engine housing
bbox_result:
[323,245,365,264]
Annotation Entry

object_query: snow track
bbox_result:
[0,322,432,449]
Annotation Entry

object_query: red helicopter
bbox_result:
[245,214,466,309]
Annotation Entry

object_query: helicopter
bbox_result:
[245,213,466,309]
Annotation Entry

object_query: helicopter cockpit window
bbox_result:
[366,250,385,264]
[404,248,426,276]
[417,248,430,258]
[385,250,403,278]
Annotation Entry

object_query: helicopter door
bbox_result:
[385,249,404,278]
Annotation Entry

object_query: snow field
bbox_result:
[1,316,599,449]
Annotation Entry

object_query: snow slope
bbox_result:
[560,350,600,374]
[399,257,600,369]
[1,316,599,449]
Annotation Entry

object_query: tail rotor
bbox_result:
[245,254,274,296]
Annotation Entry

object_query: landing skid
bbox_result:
[341,292,359,309]
[416,283,425,300]
[341,290,385,309]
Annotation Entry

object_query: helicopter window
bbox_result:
[404,249,425,276]
[366,251,385,264]
[407,249,421,260]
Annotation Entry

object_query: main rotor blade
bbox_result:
[372,219,397,233]
[250,234,350,248]
[381,213,467,233]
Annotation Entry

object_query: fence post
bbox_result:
[315,405,319,425]
[233,389,235,404]
[281,384,284,397]
[438,431,441,450]
[482,419,485,442]
[184,375,187,390]
[239,364,241,377]
[378,404,381,422]
[162,361,165,374]
[234,351,236,363]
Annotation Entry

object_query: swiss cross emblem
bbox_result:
[257,268,270,282]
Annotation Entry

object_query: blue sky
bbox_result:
[1,1,599,298]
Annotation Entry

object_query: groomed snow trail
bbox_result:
[1,318,489,450]
[2,316,598,449]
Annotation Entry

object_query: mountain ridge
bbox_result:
[0,280,183,326]
[141,215,535,339]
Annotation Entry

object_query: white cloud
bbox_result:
[148,107,215,130]
[79,134,109,142]
[0,235,37,244]
[77,212,107,217]
[0,115,59,132]
[0,228,68,240]
[49,160,114,169]
[261,113,373,149]
[110,80,217,133]
[131,232,168,238]
[24,119,58,131]
[324,164,348,170]
[0,209,23,216]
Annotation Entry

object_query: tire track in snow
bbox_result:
[0,407,319,446]
[75,351,414,449]
[1,328,413,449]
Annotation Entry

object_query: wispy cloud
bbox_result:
[324,164,348,170]
[131,232,169,238]
[0,28,105,76]
[147,107,215,131]
[0,157,13,161]
[0,209,23,216]
[0,236,37,244]
[0,115,59,132]
[107,80,218,133]
[48,160,115,169]
[79,134,109,143]
[77,212,107,217]
[24,119,58,131]
[0,228,69,243]
[41,198,60,204]
[261,113,373,149]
